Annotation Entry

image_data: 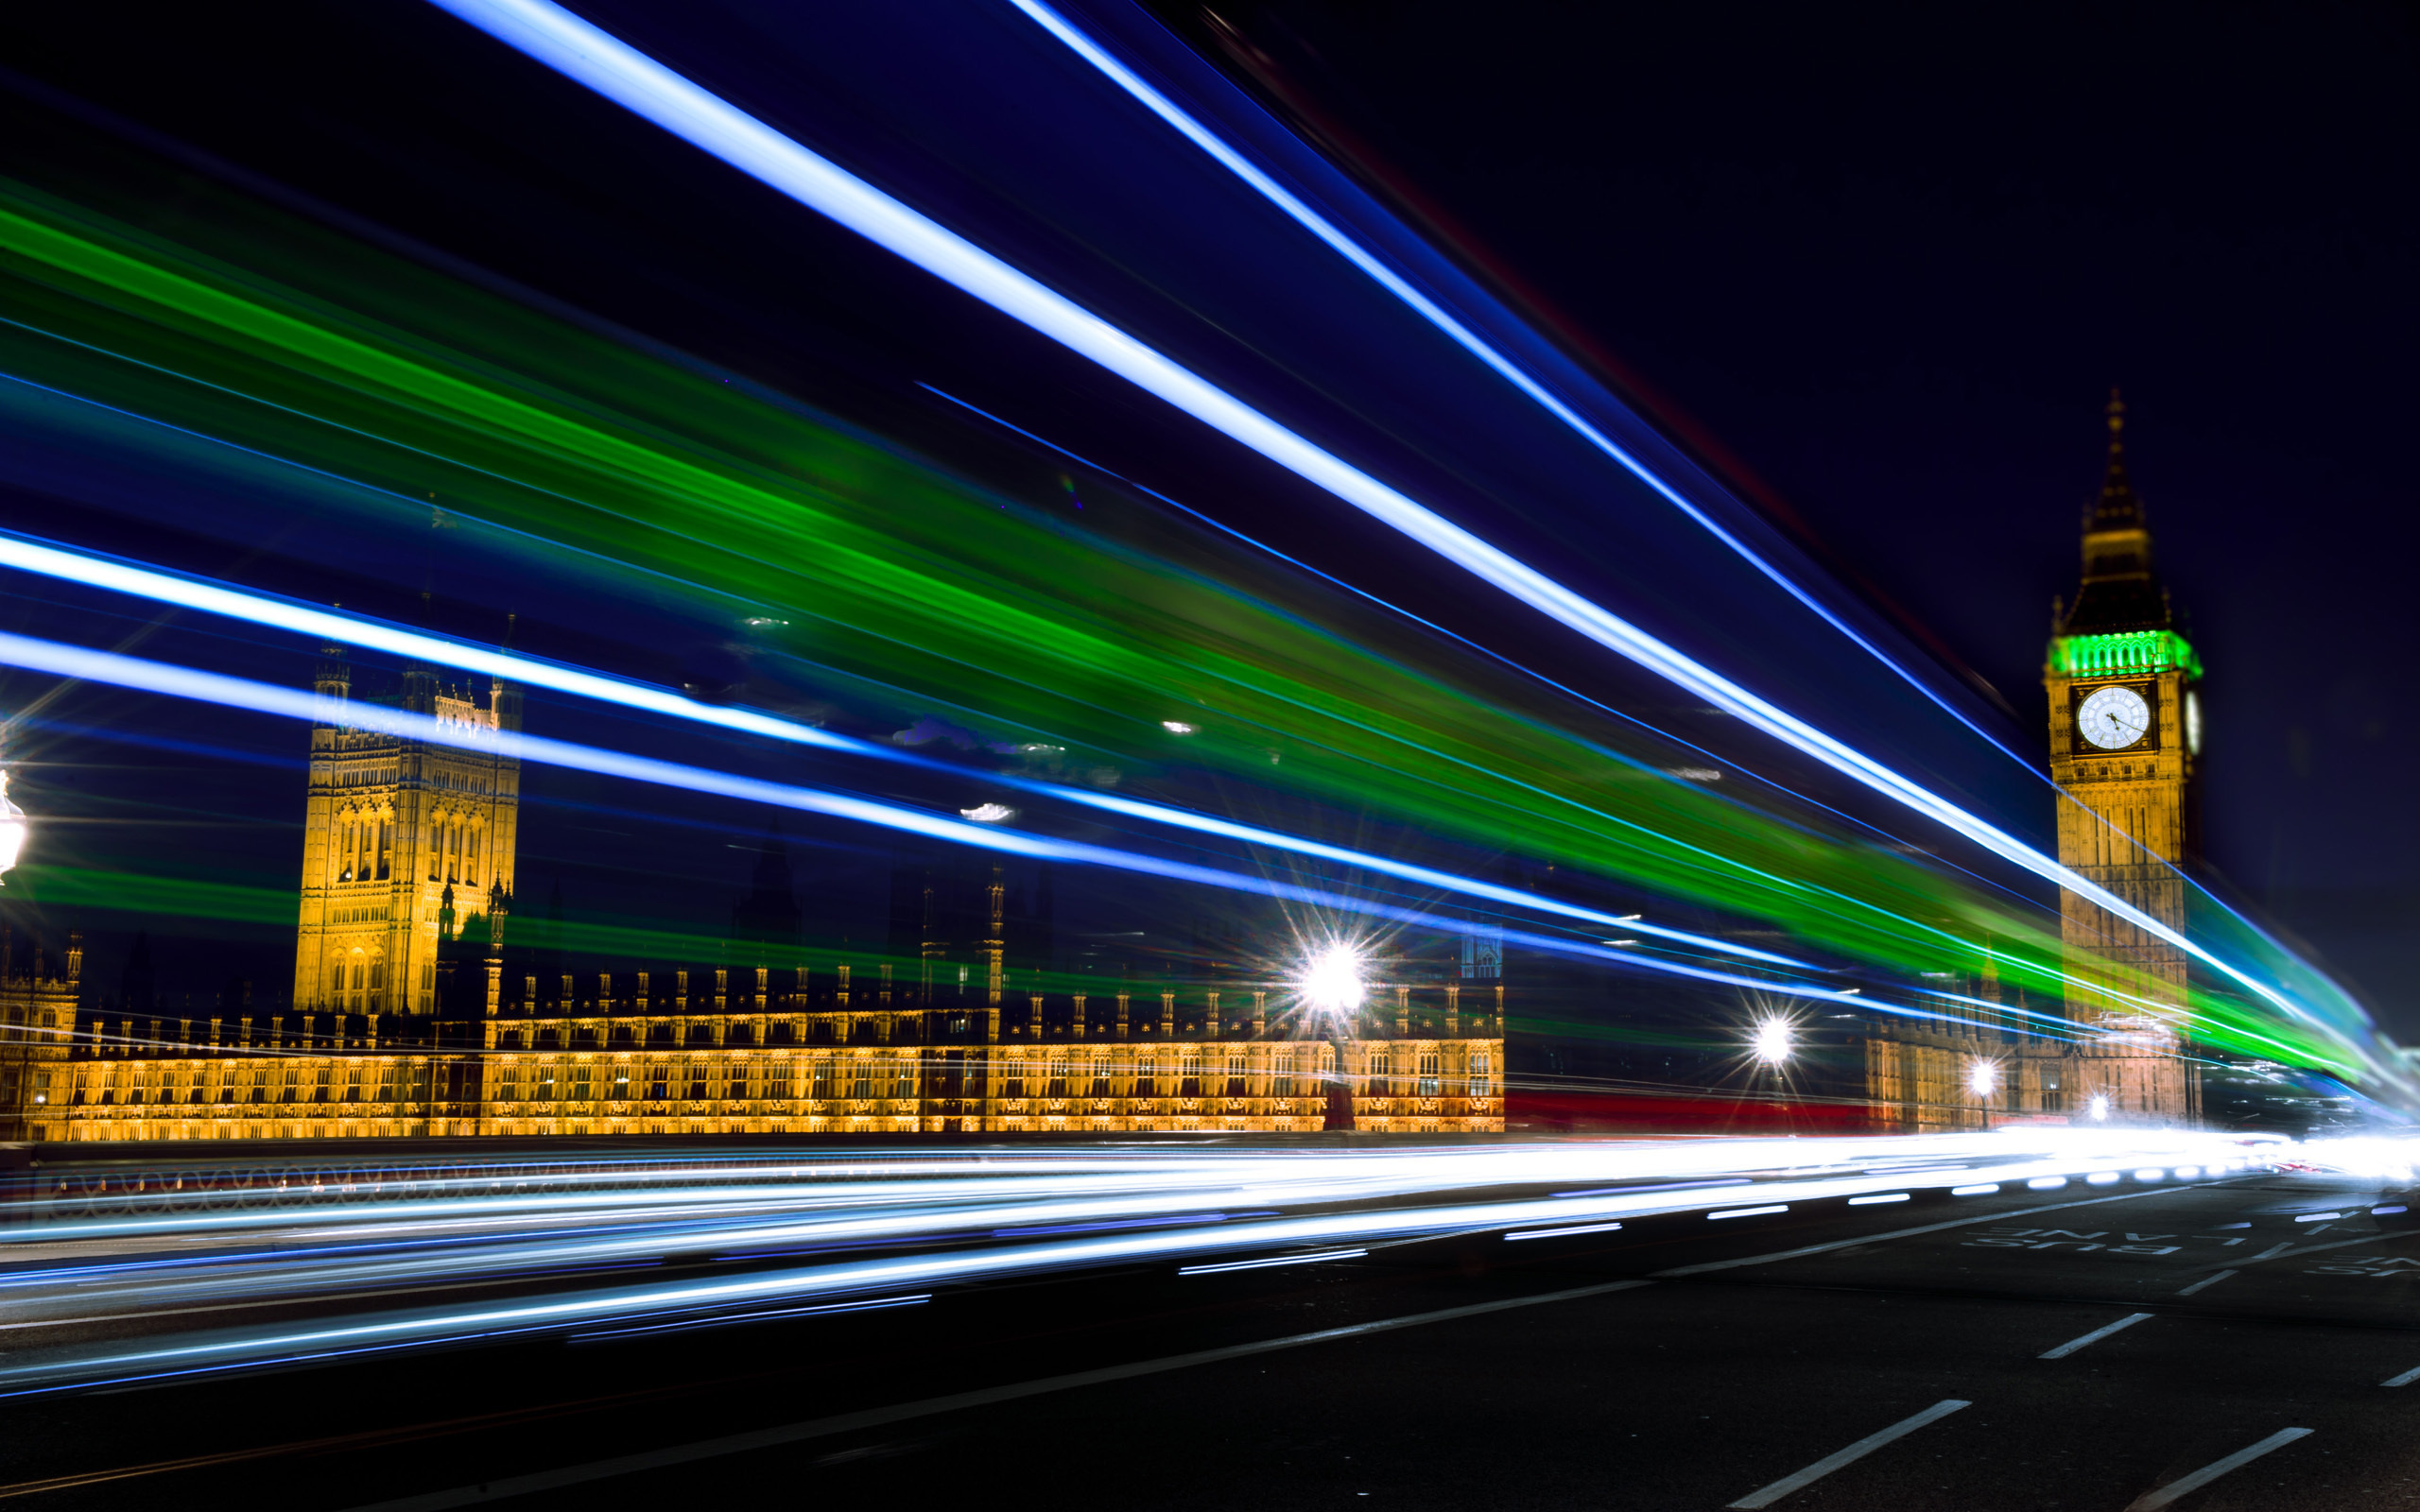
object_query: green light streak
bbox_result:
[0,171,2387,1088]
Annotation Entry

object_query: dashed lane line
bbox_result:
[2174,1269,2236,1297]
[2123,1427,2312,1511]
[2039,1313,2156,1359]
[1723,1399,1971,1509]
[1652,1179,2225,1278]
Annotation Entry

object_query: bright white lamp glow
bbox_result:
[1160,721,1196,735]
[1749,1015,1794,1066]
[2087,1092,2111,1122]
[0,769,26,885]
[958,803,1016,823]
[1966,1058,1997,1097]
[1296,943,1366,1016]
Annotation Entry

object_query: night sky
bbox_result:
[1172,0,2420,1027]
[0,1,2411,1041]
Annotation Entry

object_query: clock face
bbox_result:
[2077,685,2152,750]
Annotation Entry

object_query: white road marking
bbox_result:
[1723,1399,1971,1509]
[2175,1269,2236,1297]
[1180,1248,1365,1275]
[1503,1221,1624,1242]
[2248,1242,2293,1261]
[2380,1365,2420,1388]
[2039,1312,2155,1359]
[1846,1194,1910,1206]
[2123,1427,2312,1511]
[1709,1206,1789,1221]
[1653,1181,2219,1278]
[334,1278,1658,1510]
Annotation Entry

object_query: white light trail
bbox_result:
[419,0,2335,1052]
[0,1129,2270,1394]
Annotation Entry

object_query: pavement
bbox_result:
[2,1168,2415,1510]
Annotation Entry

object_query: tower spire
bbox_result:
[2090,387,2143,531]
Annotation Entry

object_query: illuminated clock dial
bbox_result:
[2077,685,2152,750]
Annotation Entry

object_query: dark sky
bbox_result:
[1167,0,2420,1022]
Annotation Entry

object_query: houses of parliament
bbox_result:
[0,651,1505,1143]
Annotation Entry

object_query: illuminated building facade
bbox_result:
[0,934,79,1142]
[18,653,1501,1143]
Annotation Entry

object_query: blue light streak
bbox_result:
[0,627,1964,1021]
[0,532,1799,971]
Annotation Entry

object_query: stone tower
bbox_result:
[292,643,522,1014]
[2043,394,2200,1122]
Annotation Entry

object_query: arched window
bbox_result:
[376,819,391,881]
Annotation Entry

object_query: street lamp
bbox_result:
[1749,1014,1794,1067]
[2087,1091,2111,1122]
[1296,942,1366,1018]
[1966,1057,1997,1098]
[0,768,26,885]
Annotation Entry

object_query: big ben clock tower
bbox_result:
[2043,394,2200,1122]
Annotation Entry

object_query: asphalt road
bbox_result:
[1,1163,2413,1510]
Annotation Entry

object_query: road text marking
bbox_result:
[2175,1269,2236,1297]
[1724,1399,1971,1509]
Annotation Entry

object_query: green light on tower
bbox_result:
[2048,629,2201,679]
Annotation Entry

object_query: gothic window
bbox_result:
[1466,1053,1491,1099]
[497,1066,520,1102]
[1179,1054,1201,1099]
[1226,1053,1247,1098]
[377,820,391,880]
[769,1064,793,1101]
[1090,1058,1112,1098]
[1417,1053,1442,1098]
[573,1065,592,1101]
[1134,1059,1156,1099]
[345,1068,364,1102]
[537,1065,557,1101]
[1046,1060,1068,1099]
[728,1067,748,1101]
[850,1059,873,1101]
[894,1059,916,1099]
[1368,1050,1392,1096]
